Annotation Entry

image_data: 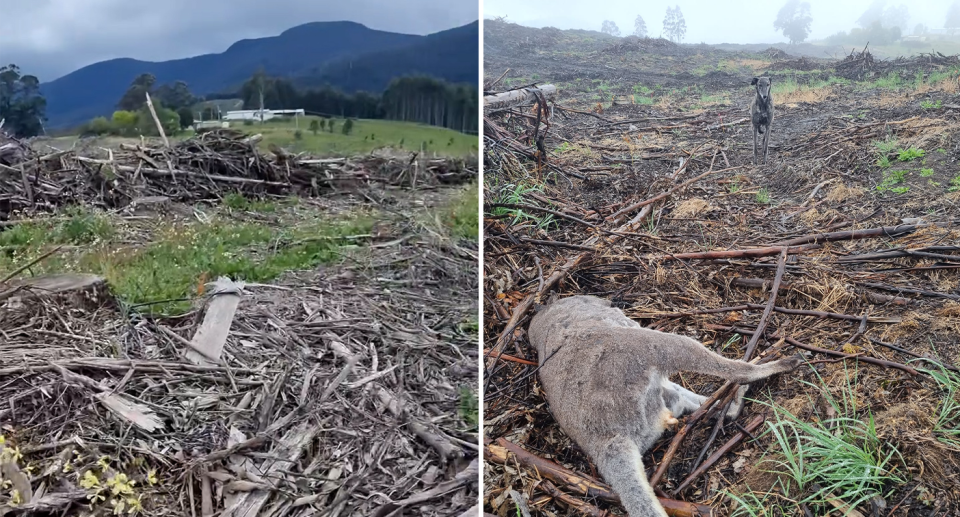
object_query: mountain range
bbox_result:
[40,20,479,128]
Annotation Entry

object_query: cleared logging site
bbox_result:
[0,128,480,516]
[482,19,960,517]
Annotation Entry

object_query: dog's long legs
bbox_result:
[753,127,759,165]
[762,125,770,164]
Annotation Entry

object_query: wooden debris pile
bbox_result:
[0,130,30,167]
[0,218,480,516]
[836,45,877,80]
[0,129,477,219]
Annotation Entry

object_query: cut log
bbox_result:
[0,274,112,319]
[484,85,557,112]
[185,277,243,365]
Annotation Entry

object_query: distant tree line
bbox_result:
[0,64,47,138]
[80,73,197,137]
[79,69,478,137]
[230,71,478,133]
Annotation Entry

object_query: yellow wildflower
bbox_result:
[126,495,143,514]
[80,470,101,489]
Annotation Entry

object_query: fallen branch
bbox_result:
[645,244,819,261]
[729,277,911,305]
[484,438,715,517]
[769,222,956,247]
[638,304,900,324]
[377,385,463,462]
[743,249,787,361]
[671,414,765,495]
[704,324,920,377]
[539,480,611,517]
[371,458,478,517]
[855,282,960,301]
[484,85,558,113]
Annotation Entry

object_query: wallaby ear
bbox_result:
[751,77,759,85]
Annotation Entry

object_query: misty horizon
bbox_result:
[483,0,954,46]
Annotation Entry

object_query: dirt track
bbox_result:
[483,19,960,517]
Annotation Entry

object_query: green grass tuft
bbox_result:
[755,188,771,204]
[897,147,925,161]
[1,207,373,315]
[446,182,479,239]
[737,367,904,515]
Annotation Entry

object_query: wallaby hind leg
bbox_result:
[666,380,751,421]
[753,128,759,165]
[662,380,707,417]
[594,435,668,517]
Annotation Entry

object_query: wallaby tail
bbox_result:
[594,436,669,517]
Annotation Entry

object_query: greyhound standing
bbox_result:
[750,77,775,165]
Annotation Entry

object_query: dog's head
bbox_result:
[751,77,772,102]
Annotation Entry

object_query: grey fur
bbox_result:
[749,76,775,165]
[528,295,803,517]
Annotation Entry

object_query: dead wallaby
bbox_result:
[528,295,803,517]
[750,76,775,165]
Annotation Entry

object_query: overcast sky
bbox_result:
[0,0,478,83]
[485,0,951,45]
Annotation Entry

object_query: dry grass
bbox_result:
[734,58,770,70]
[825,183,864,203]
[674,198,712,218]
[778,85,834,105]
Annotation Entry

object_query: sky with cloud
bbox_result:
[0,0,479,82]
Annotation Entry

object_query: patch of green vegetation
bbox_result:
[920,99,943,110]
[927,69,958,84]
[255,117,477,157]
[490,183,556,230]
[222,193,282,212]
[876,169,909,193]
[919,363,960,449]
[873,138,899,154]
[950,174,960,192]
[733,367,904,516]
[0,206,373,315]
[920,168,935,177]
[691,64,713,77]
[635,96,654,105]
[728,178,742,194]
[876,155,892,168]
[632,84,653,95]
[700,94,728,105]
[755,188,771,204]
[897,147,925,161]
[937,148,947,154]
[458,385,479,431]
[445,182,479,239]
[872,72,903,89]
[0,207,115,248]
